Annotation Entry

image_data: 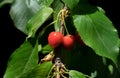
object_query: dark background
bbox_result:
[0,0,120,77]
[0,4,27,77]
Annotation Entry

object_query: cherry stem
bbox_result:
[56,4,69,35]
[63,19,69,35]
[63,4,69,35]
[61,5,69,35]
[37,20,57,38]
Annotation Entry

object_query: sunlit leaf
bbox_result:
[10,0,41,34]
[37,0,54,7]
[52,0,64,31]
[26,7,53,37]
[4,40,38,78]
[73,10,119,64]
[69,70,86,78]
[62,0,79,9]
[10,0,54,35]
[41,44,52,54]
[20,61,53,78]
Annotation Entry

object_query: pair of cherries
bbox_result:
[48,31,85,50]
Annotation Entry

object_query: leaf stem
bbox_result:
[63,19,69,35]
[37,20,57,38]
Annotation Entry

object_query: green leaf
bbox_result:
[20,62,53,78]
[0,0,13,8]
[4,40,38,78]
[97,6,105,14]
[62,0,79,9]
[69,70,86,78]
[10,0,54,35]
[108,64,114,74]
[90,71,97,78]
[30,62,53,78]
[73,10,119,64]
[10,0,41,34]
[119,39,120,47]
[37,0,54,7]
[41,44,52,54]
[52,0,64,31]
[27,7,53,37]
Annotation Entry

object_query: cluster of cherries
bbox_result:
[48,31,85,50]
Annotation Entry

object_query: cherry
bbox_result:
[75,33,86,46]
[48,31,63,48]
[63,34,75,50]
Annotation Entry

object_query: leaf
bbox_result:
[52,0,64,31]
[37,0,54,7]
[20,61,53,78]
[0,0,13,8]
[119,39,120,47]
[10,0,41,34]
[108,64,114,74]
[73,10,119,64]
[41,44,52,54]
[4,40,38,78]
[62,0,79,9]
[26,7,53,37]
[10,0,54,35]
[69,70,86,78]
[90,71,97,78]
[97,6,105,14]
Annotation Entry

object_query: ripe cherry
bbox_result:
[75,33,86,46]
[48,31,63,48]
[63,34,75,50]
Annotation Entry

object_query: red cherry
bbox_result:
[48,31,63,48]
[63,35,75,50]
[75,33,86,46]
